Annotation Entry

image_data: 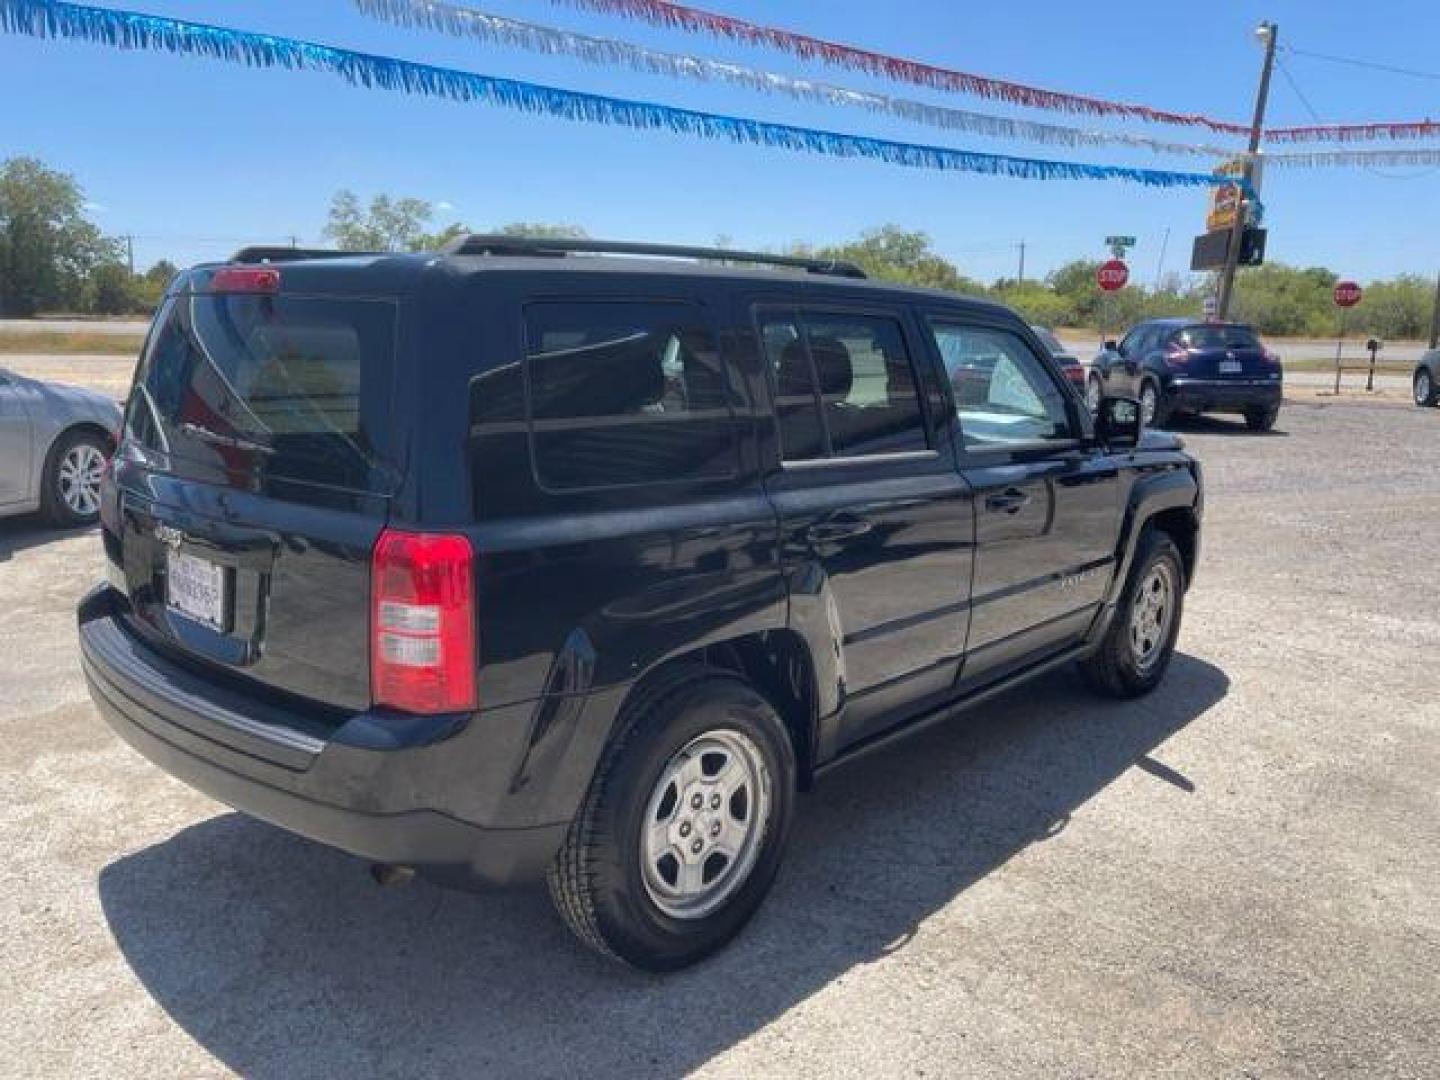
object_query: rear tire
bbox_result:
[1415,368,1438,408]
[1080,529,1184,699]
[40,429,108,528]
[1245,406,1279,432]
[1139,379,1168,428]
[547,667,796,971]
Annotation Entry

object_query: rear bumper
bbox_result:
[1166,377,1282,414]
[78,586,566,886]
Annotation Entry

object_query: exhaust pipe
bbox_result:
[369,863,416,888]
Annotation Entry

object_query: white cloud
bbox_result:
[437,200,456,212]
[83,201,109,214]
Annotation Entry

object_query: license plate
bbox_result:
[166,550,227,630]
[1219,359,1243,374]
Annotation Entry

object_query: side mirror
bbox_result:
[1096,396,1141,450]
[1103,339,1118,352]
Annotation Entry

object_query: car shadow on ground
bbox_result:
[98,653,1227,1079]
[0,516,91,562]
[1161,414,1288,438]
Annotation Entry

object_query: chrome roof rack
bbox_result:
[441,235,867,279]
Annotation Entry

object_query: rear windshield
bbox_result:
[1176,325,1261,350]
[1032,328,1068,356]
[125,293,396,492]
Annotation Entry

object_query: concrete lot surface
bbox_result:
[1,400,1437,1078]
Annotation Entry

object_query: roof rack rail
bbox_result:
[229,246,385,264]
[440,235,867,279]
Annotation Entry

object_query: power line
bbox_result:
[1285,46,1440,82]
[1274,56,1439,181]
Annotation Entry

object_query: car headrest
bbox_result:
[808,337,853,399]
[777,340,815,398]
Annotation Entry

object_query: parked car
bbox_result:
[1088,319,1282,431]
[1414,349,1439,407]
[1030,325,1087,393]
[79,238,1203,971]
[0,367,120,527]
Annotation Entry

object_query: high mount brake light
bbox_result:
[209,266,280,294]
[370,530,477,715]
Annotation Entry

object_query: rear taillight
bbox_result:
[1163,345,1190,370]
[1062,362,1085,386]
[370,530,476,714]
[209,266,280,294]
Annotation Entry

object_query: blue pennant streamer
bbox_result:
[0,0,1249,192]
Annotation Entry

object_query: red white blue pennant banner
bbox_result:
[0,0,1254,192]
[354,0,1236,157]
[549,0,1440,144]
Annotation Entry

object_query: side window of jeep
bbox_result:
[759,310,929,462]
[930,323,1074,449]
[522,300,742,491]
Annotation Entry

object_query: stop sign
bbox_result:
[1096,259,1130,292]
[1333,281,1362,308]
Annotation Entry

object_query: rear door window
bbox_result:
[125,293,397,493]
[522,300,741,490]
[759,310,929,462]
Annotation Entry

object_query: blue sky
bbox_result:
[3,0,1437,283]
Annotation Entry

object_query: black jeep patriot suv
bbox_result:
[80,237,1203,971]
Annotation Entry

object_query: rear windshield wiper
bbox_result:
[178,421,276,455]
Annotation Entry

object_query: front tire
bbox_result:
[1079,529,1184,699]
[547,668,796,971]
[41,429,108,528]
[1415,368,1438,408]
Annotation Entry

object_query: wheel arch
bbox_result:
[620,630,821,790]
[1109,467,1200,603]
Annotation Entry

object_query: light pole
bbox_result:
[1216,20,1278,321]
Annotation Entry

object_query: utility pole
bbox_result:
[1429,270,1440,349]
[1216,20,1278,321]
[1154,227,1171,290]
[124,234,135,276]
[1017,241,1026,285]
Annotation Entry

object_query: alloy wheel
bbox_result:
[58,443,105,517]
[640,728,772,920]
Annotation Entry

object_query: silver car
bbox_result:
[0,367,122,527]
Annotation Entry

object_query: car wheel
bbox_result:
[41,429,108,528]
[1415,368,1438,408]
[1138,380,1166,428]
[1079,528,1184,699]
[547,667,796,971]
[1085,373,1103,414]
[1245,406,1279,432]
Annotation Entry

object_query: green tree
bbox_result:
[323,190,442,251]
[496,222,589,239]
[803,225,984,294]
[0,157,115,316]
[87,261,140,316]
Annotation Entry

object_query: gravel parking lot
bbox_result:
[2,390,1436,1077]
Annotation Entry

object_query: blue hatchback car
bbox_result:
[1088,319,1283,431]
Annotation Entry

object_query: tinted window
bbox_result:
[523,301,739,490]
[1177,325,1261,349]
[760,311,927,461]
[931,324,1072,448]
[1032,327,1068,357]
[125,293,396,492]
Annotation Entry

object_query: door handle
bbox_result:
[985,489,1031,515]
[805,518,872,544]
